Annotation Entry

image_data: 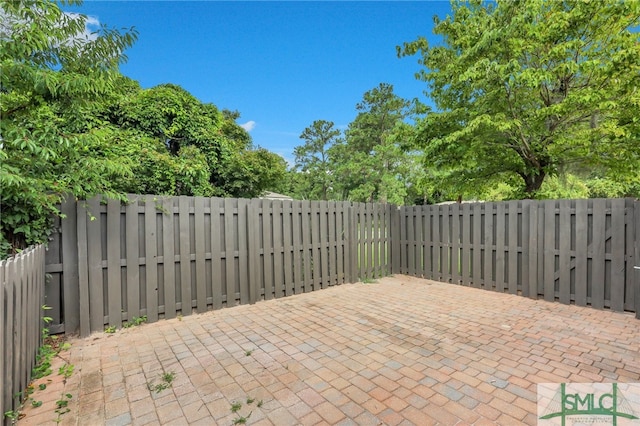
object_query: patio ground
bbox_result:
[18,275,640,425]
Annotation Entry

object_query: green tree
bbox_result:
[399,0,640,199]
[294,120,341,200]
[331,83,419,204]
[0,0,137,257]
[113,83,285,198]
[215,147,287,199]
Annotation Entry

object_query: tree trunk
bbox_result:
[522,170,546,197]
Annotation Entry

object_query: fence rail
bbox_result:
[43,196,639,336]
[1,244,46,423]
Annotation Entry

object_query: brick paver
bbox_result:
[18,275,640,425]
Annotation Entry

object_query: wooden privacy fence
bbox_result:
[45,196,393,336]
[1,244,46,422]
[398,198,640,316]
[44,196,640,336]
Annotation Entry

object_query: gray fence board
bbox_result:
[126,196,141,320]
[3,259,15,420]
[407,206,416,277]
[85,198,104,331]
[77,202,91,337]
[247,199,260,304]
[61,197,79,335]
[434,206,442,282]
[372,204,380,278]
[495,203,505,292]
[319,202,329,288]
[210,198,223,308]
[483,203,494,289]
[461,203,471,286]
[15,258,25,414]
[194,197,207,311]
[308,202,317,290]
[291,201,302,293]
[262,200,274,300]
[472,204,482,288]
[301,201,312,292]
[507,201,519,294]
[162,197,176,318]
[399,206,407,276]
[273,201,284,297]
[337,203,346,284]
[625,198,635,312]
[283,201,294,295]
[238,199,250,304]
[543,200,555,302]
[144,196,159,322]
[107,199,123,326]
[326,202,334,285]
[591,201,606,309]
[451,203,461,285]
[610,198,625,311]
[575,200,588,306]
[558,199,571,304]
[442,205,450,282]
[44,212,63,332]
[178,197,191,313]
[527,201,539,299]
[520,201,530,298]
[223,198,236,306]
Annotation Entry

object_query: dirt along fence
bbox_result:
[43,196,640,337]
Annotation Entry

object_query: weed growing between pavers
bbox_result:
[148,371,176,393]
[54,393,73,423]
[3,305,75,425]
[123,315,147,328]
[230,397,263,424]
[104,315,147,333]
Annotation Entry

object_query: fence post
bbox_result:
[389,205,401,275]
[527,200,539,299]
[348,203,358,283]
[76,201,91,337]
[247,199,261,304]
[61,196,80,335]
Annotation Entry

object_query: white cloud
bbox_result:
[65,12,100,42]
[0,7,102,44]
[240,121,256,132]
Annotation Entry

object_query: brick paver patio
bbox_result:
[18,275,640,425]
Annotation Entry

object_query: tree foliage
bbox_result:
[287,84,424,205]
[112,83,286,198]
[294,120,341,200]
[0,0,287,258]
[330,83,421,204]
[1,0,138,256]
[399,0,640,199]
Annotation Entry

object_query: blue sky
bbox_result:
[65,1,451,164]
